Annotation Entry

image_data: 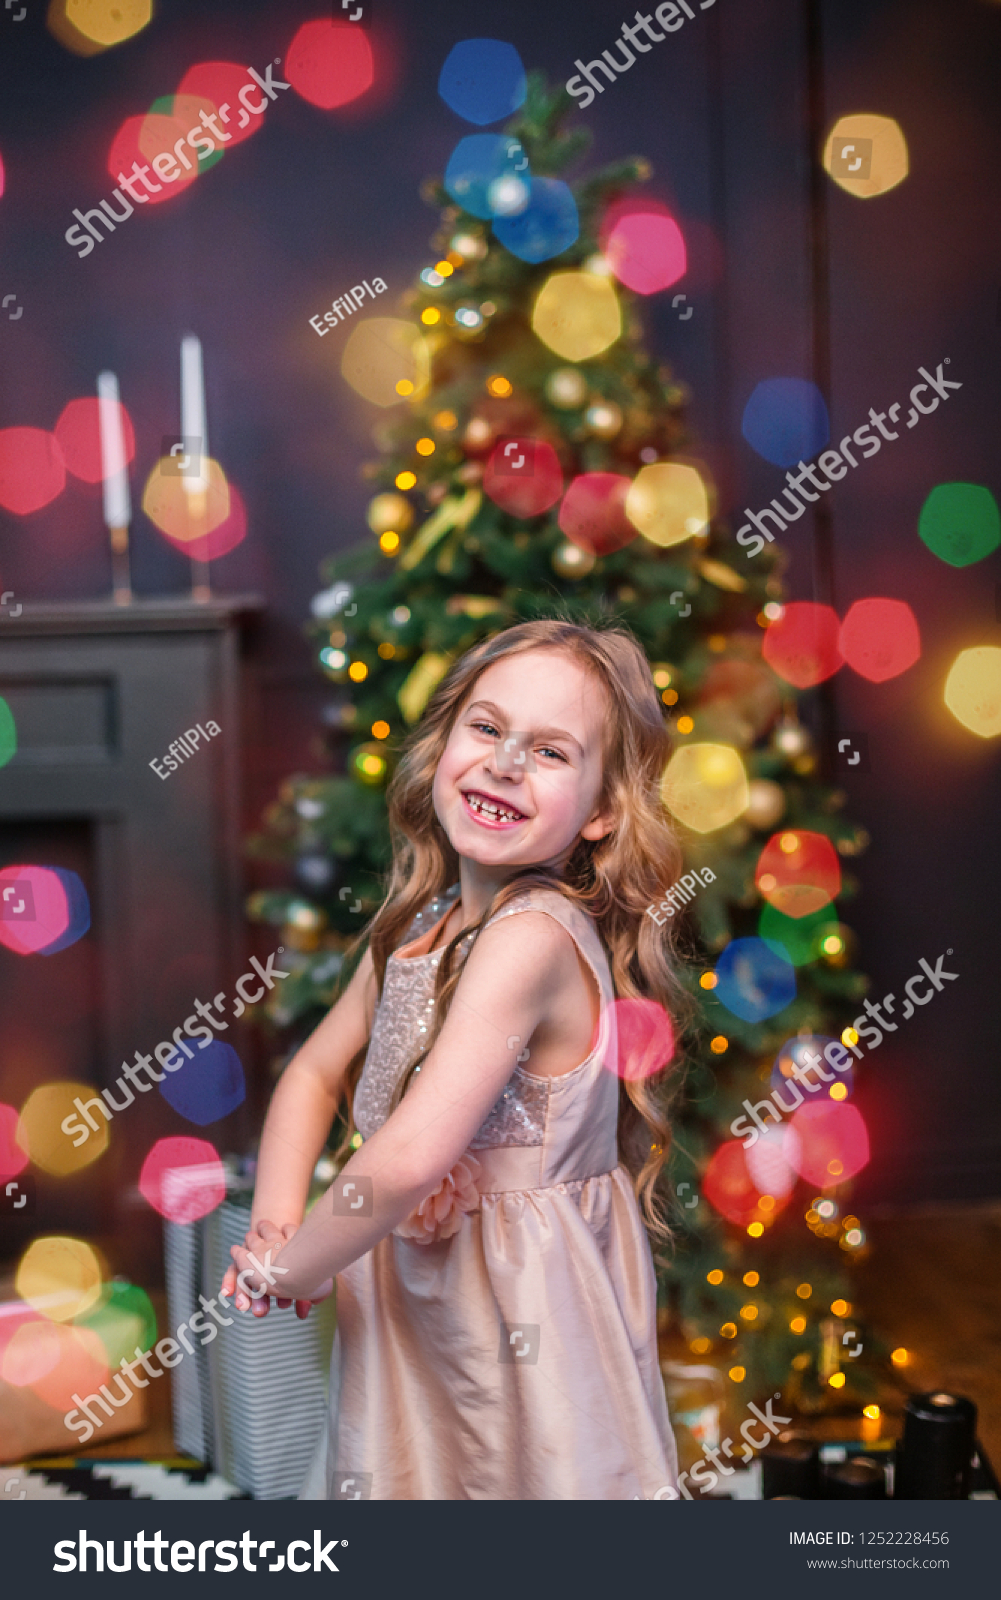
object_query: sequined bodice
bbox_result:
[352,886,618,1164]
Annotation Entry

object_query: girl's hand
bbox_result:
[223,1220,333,1321]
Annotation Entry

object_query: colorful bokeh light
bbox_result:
[741,379,829,468]
[0,864,90,956]
[661,743,749,834]
[177,62,267,148]
[142,455,231,543]
[158,479,248,563]
[786,1099,870,1187]
[823,114,909,199]
[77,1279,156,1370]
[756,830,841,918]
[758,901,841,966]
[341,318,430,408]
[838,597,921,682]
[54,397,136,484]
[944,646,1001,738]
[625,462,709,548]
[483,438,563,518]
[606,997,676,1082]
[0,427,66,514]
[493,177,579,264]
[17,1080,109,1176]
[138,1136,226,1223]
[158,1040,246,1126]
[531,271,621,362]
[603,210,687,295]
[444,134,531,220]
[918,482,1001,567]
[285,20,375,111]
[704,1139,788,1227]
[0,1102,29,1180]
[744,1125,798,1199]
[762,600,843,688]
[714,937,796,1023]
[16,1235,104,1323]
[107,112,200,205]
[558,472,635,556]
[438,39,527,125]
[0,696,15,769]
[3,1317,111,1414]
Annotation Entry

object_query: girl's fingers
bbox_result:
[255,1219,284,1245]
[294,1300,312,1320]
[251,1296,270,1318]
[281,1222,300,1241]
[275,1298,292,1309]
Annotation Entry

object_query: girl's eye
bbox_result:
[538,746,568,763]
[472,720,499,738]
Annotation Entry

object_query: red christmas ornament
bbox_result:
[762,601,843,688]
[786,1100,869,1188]
[483,438,563,519]
[839,597,921,683]
[558,472,635,556]
[755,829,841,918]
[703,1139,789,1227]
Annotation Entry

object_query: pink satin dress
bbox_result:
[300,884,678,1501]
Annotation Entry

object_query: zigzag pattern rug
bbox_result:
[3,1459,251,1500]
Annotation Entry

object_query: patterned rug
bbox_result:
[3,1459,250,1500]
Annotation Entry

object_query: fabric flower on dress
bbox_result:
[394,1153,482,1244]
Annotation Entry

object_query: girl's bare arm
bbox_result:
[231,911,577,1302]
[248,945,378,1230]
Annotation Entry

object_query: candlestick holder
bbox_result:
[109,523,132,605]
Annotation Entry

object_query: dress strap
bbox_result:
[484,886,615,1011]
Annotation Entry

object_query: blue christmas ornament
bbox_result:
[492,177,579,264]
[159,1039,246,1126]
[438,39,527,126]
[444,134,531,220]
[741,378,830,468]
[714,937,796,1024]
[770,1035,851,1097]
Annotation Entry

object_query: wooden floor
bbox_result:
[855,1200,1001,1469]
[62,1202,1001,1478]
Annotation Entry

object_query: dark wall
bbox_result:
[0,0,997,1203]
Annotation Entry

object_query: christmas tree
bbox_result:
[247,67,876,1417]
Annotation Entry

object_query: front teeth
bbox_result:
[466,792,522,822]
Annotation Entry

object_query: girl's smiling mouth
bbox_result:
[461,789,528,827]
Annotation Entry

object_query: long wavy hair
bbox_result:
[335,618,690,1241]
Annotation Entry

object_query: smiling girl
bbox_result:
[223,619,687,1500]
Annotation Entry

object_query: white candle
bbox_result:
[180,334,209,499]
[97,371,130,529]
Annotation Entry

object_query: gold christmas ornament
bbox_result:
[585,400,623,438]
[398,651,454,723]
[551,539,596,578]
[772,717,811,757]
[744,778,787,829]
[350,741,390,787]
[544,368,588,409]
[463,416,494,453]
[366,492,414,537]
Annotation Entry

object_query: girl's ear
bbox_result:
[580,803,616,842]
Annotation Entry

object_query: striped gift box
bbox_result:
[164,1176,335,1500]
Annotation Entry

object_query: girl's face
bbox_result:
[432,648,615,874]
